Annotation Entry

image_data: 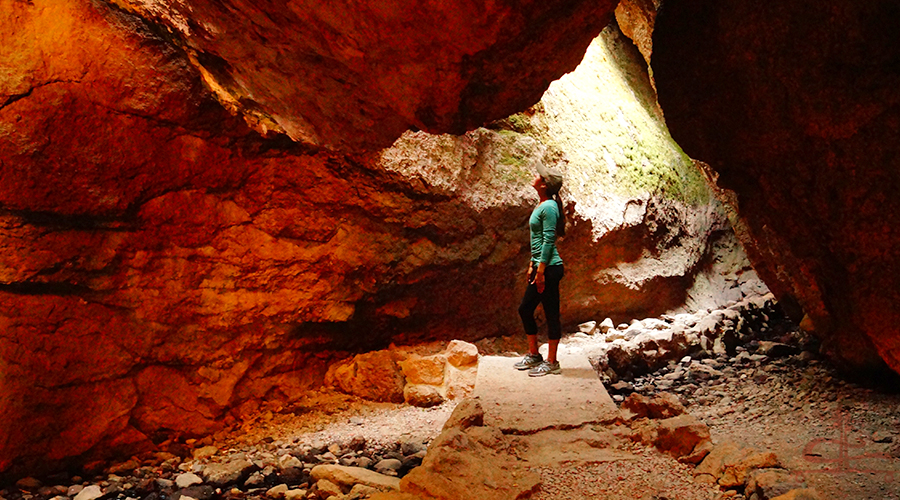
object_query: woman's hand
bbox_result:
[527,262,534,283]
[532,270,545,293]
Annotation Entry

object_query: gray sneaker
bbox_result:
[514,353,543,370]
[528,361,561,377]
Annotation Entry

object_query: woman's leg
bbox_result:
[541,265,564,363]
[518,282,541,355]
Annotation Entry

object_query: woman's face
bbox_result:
[532,174,546,193]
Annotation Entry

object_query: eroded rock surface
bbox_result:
[109,0,618,151]
[1,0,760,478]
[652,0,900,376]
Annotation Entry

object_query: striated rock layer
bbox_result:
[653,0,900,376]
[0,0,760,478]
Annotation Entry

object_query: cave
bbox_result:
[1,0,899,498]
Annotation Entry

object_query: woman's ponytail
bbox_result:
[553,192,566,237]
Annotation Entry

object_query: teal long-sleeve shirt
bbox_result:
[529,200,563,266]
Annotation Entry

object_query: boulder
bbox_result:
[441,399,484,432]
[403,384,445,408]
[399,354,446,386]
[310,464,400,492]
[325,350,407,403]
[621,392,685,420]
[652,414,711,459]
[444,341,478,368]
[399,427,540,500]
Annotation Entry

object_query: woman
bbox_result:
[514,162,566,377]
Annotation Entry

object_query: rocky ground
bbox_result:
[4,300,900,500]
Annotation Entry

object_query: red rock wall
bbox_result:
[652,0,900,376]
[0,0,763,477]
[0,0,536,475]
[109,0,617,151]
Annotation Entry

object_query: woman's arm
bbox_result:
[533,204,559,292]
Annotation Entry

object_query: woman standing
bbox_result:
[514,163,566,377]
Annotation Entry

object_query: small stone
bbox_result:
[680,355,692,365]
[872,430,893,443]
[73,485,103,500]
[283,489,306,500]
[374,458,402,474]
[175,473,203,489]
[617,323,629,330]
[15,478,42,490]
[355,456,373,469]
[600,318,615,333]
[279,454,303,470]
[67,485,84,497]
[156,479,174,490]
[193,446,219,460]
[400,440,426,456]
[266,484,288,498]
[578,321,598,334]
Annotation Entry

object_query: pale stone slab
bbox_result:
[473,349,618,433]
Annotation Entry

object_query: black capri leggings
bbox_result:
[518,264,564,341]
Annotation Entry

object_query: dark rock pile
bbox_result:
[3,437,429,500]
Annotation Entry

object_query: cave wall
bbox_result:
[652,0,900,376]
[0,0,767,476]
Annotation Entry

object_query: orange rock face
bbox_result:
[110,0,618,151]
[0,0,760,478]
[653,0,900,376]
[0,0,632,475]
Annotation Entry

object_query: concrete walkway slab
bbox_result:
[473,345,618,433]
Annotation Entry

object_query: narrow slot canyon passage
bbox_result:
[1,1,899,500]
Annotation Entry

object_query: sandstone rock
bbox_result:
[326,350,407,403]
[600,318,615,334]
[654,0,900,377]
[399,427,540,500]
[202,459,257,487]
[398,354,446,386]
[310,464,400,492]
[266,484,288,498]
[745,469,807,500]
[621,392,685,420]
[579,321,598,335]
[175,472,203,488]
[444,341,478,368]
[314,479,342,499]
[15,477,41,490]
[283,489,307,500]
[441,399,484,431]
[444,365,478,401]
[679,438,714,465]
[73,485,103,500]
[719,451,780,488]
[403,384,444,408]
[193,446,219,460]
[653,414,711,458]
